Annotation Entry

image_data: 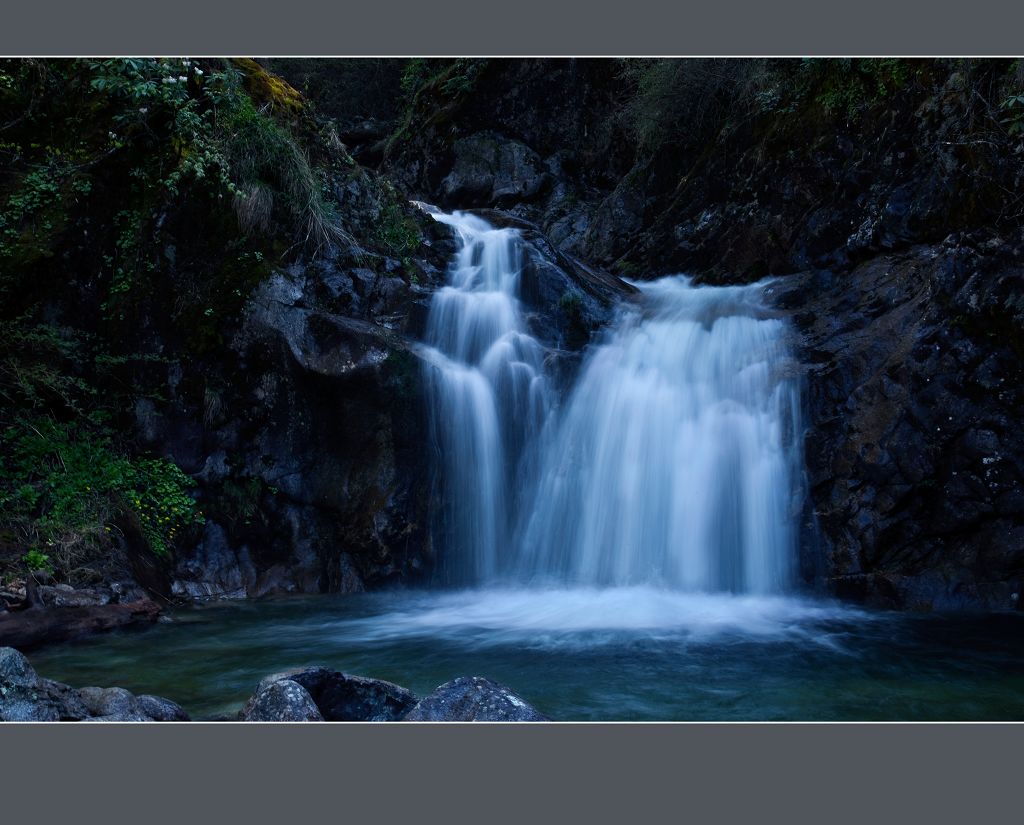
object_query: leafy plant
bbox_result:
[999,93,1024,136]
[375,197,422,265]
[22,548,53,575]
[0,418,203,580]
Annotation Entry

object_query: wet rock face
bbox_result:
[403,676,550,722]
[779,231,1024,610]
[154,201,631,602]
[440,132,553,206]
[155,242,447,599]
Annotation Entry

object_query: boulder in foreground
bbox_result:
[403,676,549,722]
[252,666,417,721]
[0,646,188,722]
[241,679,323,722]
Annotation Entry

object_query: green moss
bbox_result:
[231,58,305,115]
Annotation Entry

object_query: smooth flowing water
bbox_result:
[420,212,551,584]
[422,211,803,593]
[519,277,802,591]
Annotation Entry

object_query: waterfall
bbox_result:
[518,277,803,593]
[421,212,551,584]
[423,211,803,596]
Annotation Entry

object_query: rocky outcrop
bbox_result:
[0,647,188,721]
[138,225,453,600]
[2,647,549,722]
[440,132,553,206]
[403,676,550,721]
[137,694,192,722]
[777,230,1024,610]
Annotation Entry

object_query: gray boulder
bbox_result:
[1,646,189,722]
[137,694,191,722]
[241,679,323,722]
[255,666,417,721]
[78,686,142,718]
[404,676,549,722]
[1,647,88,721]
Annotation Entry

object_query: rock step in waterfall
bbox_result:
[421,211,804,594]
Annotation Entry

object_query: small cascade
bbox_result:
[420,212,551,584]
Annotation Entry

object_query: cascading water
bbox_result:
[518,277,803,594]
[420,212,551,584]
[423,210,803,598]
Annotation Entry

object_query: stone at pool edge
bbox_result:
[241,680,323,722]
[251,666,417,721]
[403,677,550,722]
[0,646,190,722]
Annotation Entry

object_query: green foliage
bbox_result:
[387,59,489,156]
[261,59,407,123]
[22,549,53,574]
[0,418,203,574]
[209,476,265,527]
[0,320,96,417]
[375,195,422,265]
[1000,93,1024,137]
[805,58,915,121]
[400,58,484,103]
[222,90,348,249]
[0,58,348,319]
[619,59,761,151]
[400,59,430,99]
[88,58,238,197]
[0,160,90,273]
[130,457,205,556]
[617,59,921,153]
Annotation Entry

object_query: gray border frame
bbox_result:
[3,0,1023,820]
[4,722,1022,819]
[2,0,1024,55]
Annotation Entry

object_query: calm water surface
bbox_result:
[27,588,1024,721]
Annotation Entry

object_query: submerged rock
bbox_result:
[254,666,417,721]
[241,679,323,722]
[403,676,549,722]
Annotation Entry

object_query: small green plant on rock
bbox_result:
[22,548,53,575]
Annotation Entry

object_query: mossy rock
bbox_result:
[231,59,305,115]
